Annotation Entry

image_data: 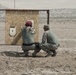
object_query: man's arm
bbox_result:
[42,32,47,43]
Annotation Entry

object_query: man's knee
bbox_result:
[32,49,41,57]
[35,49,41,53]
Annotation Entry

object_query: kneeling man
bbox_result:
[41,25,60,57]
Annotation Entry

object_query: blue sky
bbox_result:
[0,0,76,9]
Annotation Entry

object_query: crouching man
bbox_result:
[40,25,60,57]
[21,21,41,57]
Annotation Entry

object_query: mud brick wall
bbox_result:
[5,10,39,45]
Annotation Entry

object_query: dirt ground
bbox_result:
[0,21,76,75]
[0,47,76,75]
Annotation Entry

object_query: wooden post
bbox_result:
[47,10,50,24]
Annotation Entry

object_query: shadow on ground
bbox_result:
[0,51,24,57]
[0,51,45,58]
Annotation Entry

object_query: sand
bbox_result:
[0,45,76,75]
[0,15,76,75]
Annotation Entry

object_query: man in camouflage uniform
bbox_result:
[21,21,41,57]
[41,25,60,57]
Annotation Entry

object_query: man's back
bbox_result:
[22,27,35,44]
[42,30,59,45]
[47,30,59,45]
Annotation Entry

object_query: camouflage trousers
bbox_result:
[40,43,59,51]
[22,43,41,57]
[40,43,59,56]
